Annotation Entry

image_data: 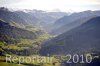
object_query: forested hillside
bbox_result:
[40,16,100,55]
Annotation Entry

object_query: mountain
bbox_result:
[0,19,44,43]
[15,11,40,26]
[0,7,41,28]
[39,16,100,55]
[0,19,50,56]
[51,10,100,35]
[28,9,67,24]
[28,10,67,32]
[0,7,67,32]
[51,16,97,35]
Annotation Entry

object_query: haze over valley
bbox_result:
[0,0,100,66]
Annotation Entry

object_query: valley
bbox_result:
[0,7,100,66]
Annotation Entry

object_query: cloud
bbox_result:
[0,0,100,12]
[0,0,23,6]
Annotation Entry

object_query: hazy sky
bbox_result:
[0,0,100,12]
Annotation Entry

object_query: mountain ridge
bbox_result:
[40,16,100,55]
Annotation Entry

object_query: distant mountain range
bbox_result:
[0,7,67,31]
[51,10,100,35]
[0,7,100,66]
[40,16,100,55]
[0,7,100,56]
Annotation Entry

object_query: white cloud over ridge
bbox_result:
[0,0,100,12]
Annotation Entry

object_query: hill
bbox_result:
[40,16,100,55]
[51,10,100,35]
[0,19,49,56]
